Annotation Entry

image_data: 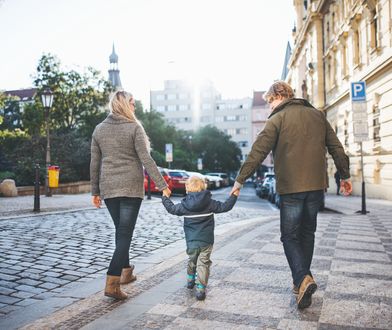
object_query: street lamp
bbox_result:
[41,88,54,197]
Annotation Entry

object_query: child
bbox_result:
[162,176,238,301]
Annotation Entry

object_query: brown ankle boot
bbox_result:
[104,275,128,300]
[120,265,137,284]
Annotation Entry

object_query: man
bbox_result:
[231,81,352,309]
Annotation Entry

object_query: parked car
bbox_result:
[166,170,189,195]
[144,168,189,195]
[186,171,213,190]
[260,173,275,199]
[204,175,221,189]
[144,167,170,193]
[205,172,229,187]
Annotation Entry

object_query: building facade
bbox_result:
[287,0,392,200]
[150,80,253,160]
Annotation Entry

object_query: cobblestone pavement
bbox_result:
[0,188,270,317]
[17,206,392,330]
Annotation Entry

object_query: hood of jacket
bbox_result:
[181,190,212,212]
[102,113,131,124]
[268,98,315,119]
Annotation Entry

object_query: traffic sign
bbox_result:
[350,81,367,102]
[197,158,203,170]
[165,144,173,162]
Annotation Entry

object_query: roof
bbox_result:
[109,44,119,63]
[252,91,267,107]
[5,88,37,101]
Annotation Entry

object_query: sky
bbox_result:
[0,0,295,108]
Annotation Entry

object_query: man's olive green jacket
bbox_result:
[236,98,350,195]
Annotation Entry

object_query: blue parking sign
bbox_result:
[350,81,366,102]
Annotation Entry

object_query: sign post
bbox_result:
[350,81,369,214]
[197,158,203,171]
[165,143,173,169]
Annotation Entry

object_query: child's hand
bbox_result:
[232,189,240,197]
[162,187,172,197]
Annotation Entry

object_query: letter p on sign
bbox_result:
[350,81,366,102]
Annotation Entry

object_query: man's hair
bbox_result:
[186,176,207,193]
[264,81,294,103]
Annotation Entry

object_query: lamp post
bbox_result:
[41,88,54,197]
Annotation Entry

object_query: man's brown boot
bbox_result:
[104,275,128,300]
[120,265,137,285]
[297,275,317,309]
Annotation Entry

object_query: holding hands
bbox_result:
[162,187,172,198]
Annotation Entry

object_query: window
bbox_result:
[341,43,348,77]
[373,102,380,144]
[156,105,165,112]
[202,103,212,110]
[225,128,236,136]
[353,29,360,66]
[202,91,212,99]
[237,141,248,148]
[215,116,224,122]
[167,93,176,100]
[236,128,247,135]
[167,105,176,112]
[239,115,247,121]
[216,104,225,110]
[370,6,379,50]
[179,93,188,100]
[156,94,164,101]
[225,115,237,121]
[201,116,211,123]
[179,104,189,111]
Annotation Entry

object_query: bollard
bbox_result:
[147,174,151,200]
[33,164,40,212]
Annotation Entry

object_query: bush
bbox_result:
[0,171,16,182]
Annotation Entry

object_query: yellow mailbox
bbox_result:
[48,165,60,188]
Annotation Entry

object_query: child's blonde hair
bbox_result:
[186,176,207,193]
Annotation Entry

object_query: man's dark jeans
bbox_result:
[104,197,142,276]
[279,190,324,287]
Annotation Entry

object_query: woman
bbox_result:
[90,90,171,300]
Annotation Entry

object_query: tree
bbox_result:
[33,53,113,136]
[193,125,241,172]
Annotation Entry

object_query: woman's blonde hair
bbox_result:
[186,176,207,193]
[109,90,151,151]
[263,81,294,103]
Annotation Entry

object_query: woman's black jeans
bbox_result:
[104,197,142,276]
[279,190,324,287]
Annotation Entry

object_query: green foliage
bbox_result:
[136,106,241,173]
[193,125,242,172]
[0,171,16,182]
[33,53,113,136]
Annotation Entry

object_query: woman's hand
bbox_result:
[92,195,102,208]
[162,188,172,198]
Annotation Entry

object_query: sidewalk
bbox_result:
[325,193,392,215]
[0,193,161,220]
[2,207,391,329]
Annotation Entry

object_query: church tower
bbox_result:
[108,44,122,89]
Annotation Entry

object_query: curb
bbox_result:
[0,198,162,221]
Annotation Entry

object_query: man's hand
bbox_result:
[162,187,171,198]
[92,195,101,208]
[340,179,353,196]
[230,187,240,196]
[232,189,240,197]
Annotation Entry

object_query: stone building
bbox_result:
[287,0,392,200]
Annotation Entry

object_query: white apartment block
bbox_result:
[150,80,253,161]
